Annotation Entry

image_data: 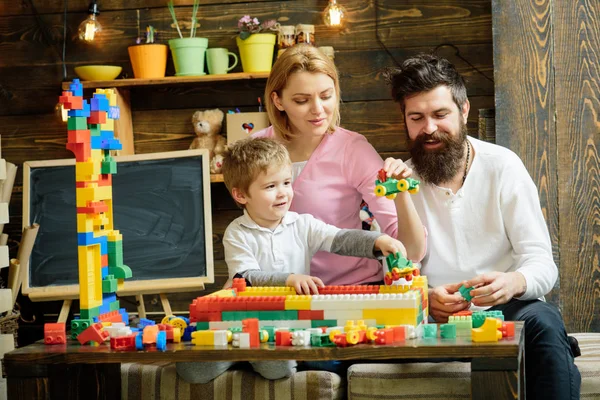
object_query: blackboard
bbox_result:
[22,150,214,300]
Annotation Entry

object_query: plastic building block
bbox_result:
[501,321,515,338]
[458,285,474,302]
[138,318,155,329]
[472,317,503,342]
[110,334,137,350]
[275,330,293,346]
[374,168,420,200]
[232,332,250,348]
[423,324,438,338]
[44,323,66,345]
[440,323,457,339]
[77,322,109,345]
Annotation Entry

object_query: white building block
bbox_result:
[291,330,311,346]
[0,203,7,225]
[0,246,7,269]
[213,330,229,347]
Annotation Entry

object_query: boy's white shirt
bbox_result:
[224,210,340,280]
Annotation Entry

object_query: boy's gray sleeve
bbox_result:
[330,229,385,259]
[240,270,290,286]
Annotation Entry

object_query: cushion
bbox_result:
[571,332,600,399]
[121,362,344,400]
[347,362,471,399]
[347,333,600,400]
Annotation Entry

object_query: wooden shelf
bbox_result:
[210,174,224,183]
[61,72,270,90]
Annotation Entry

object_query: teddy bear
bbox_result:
[189,108,227,173]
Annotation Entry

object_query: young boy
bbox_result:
[176,137,409,384]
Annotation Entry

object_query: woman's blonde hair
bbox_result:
[221,137,291,208]
[265,44,341,142]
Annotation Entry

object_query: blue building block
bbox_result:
[138,318,155,329]
[69,79,83,97]
[109,105,120,119]
[119,308,129,324]
[90,94,109,112]
[68,101,90,117]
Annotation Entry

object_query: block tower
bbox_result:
[59,79,132,335]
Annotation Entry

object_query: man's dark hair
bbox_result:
[385,54,467,114]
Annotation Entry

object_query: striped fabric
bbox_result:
[121,362,344,400]
[347,362,471,399]
[347,333,600,400]
[572,332,600,399]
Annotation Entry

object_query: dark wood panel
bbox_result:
[492,0,560,302]
[554,0,600,333]
[0,0,491,67]
[0,0,282,16]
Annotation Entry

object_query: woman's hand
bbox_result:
[383,157,413,180]
[286,274,325,295]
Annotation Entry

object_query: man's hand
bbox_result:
[374,235,407,257]
[383,157,413,179]
[463,271,527,307]
[286,274,325,295]
[429,283,470,323]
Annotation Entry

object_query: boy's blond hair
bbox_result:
[222,137,292,207]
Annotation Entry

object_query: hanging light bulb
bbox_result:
[78,1,102,42]
[323,0,346,28]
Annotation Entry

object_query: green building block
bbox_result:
[102,277,118,293]
[311,333,335,347]
[472,311,504,328]
[440,323,457,339]
[109,300,120,311]
[101,160,117,174]
[195,322,210,330]
[423,324,437,338]
[458,285,474,302]
[262,326,276,342]
[71,318,95,339]
[80,307,100,320]
[67,116,88,131]
[311,319,337,328]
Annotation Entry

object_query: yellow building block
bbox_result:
[379,285,412,294]
[77,214,95,233]
[237,287,296,297]
[76,161,101,182]
[78,245,102,310]
[96,88,117,106]
[101,117,114,131]
[106,230,123,242]
[76,185,113,207]
[472,317,503,342]
[285,295,311,310]
[363,308,419,326]
[192,330,214,346]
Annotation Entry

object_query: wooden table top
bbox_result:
[4,322,524,366]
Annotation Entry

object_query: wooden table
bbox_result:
[4,322,525,400]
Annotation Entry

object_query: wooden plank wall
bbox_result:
[493,0,600,333]
[0,1,494,318]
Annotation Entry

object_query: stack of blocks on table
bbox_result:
[188,277,430,348]
[59,79,134,344]
[187,279,515,348]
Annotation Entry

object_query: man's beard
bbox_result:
[408,120,468,185]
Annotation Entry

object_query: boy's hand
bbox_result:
[375,235,407,257]
[383,157,412,180]
[286,274,325,295]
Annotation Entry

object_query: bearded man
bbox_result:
[383,54,580,400]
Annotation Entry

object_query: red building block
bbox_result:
[98,310,122,323]
[44,323,66,345]
[242,318,260,347]
[391,326,406,342]
[501,321,515,338]
[232,278,246,293]
[373,328,394,345]
[275,330,292,346]
[110,334,137,350]
[77,322,109,345]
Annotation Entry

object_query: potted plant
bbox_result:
[167,0,209,76]
[236,15,279,73]
[128,25,169,79]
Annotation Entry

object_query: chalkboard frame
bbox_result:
[21,149,214,301]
